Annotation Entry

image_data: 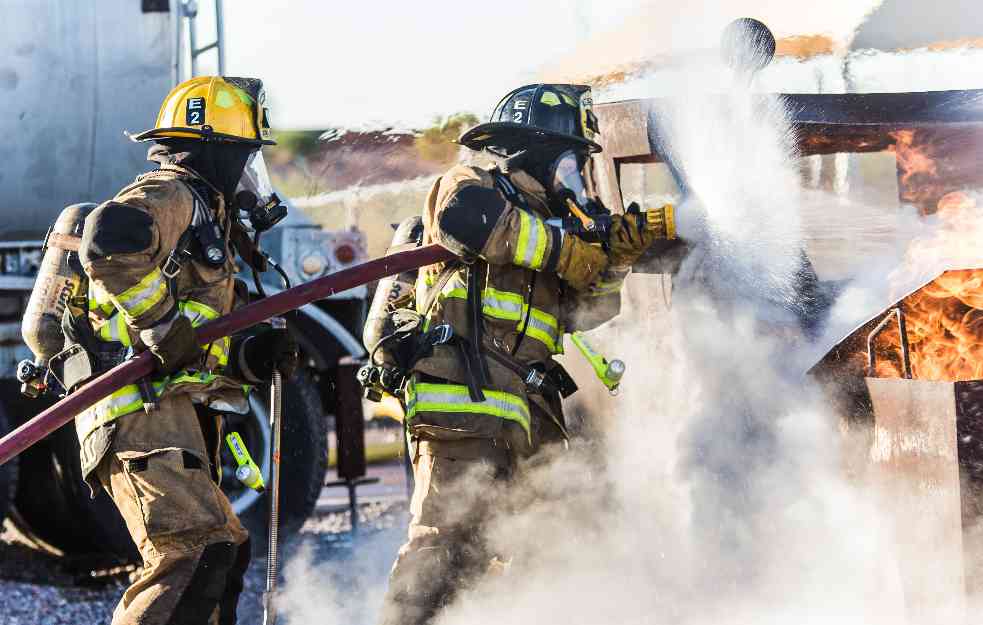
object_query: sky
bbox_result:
[209,0,644,130]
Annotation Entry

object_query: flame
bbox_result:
[870,193,983,381]
[888,130,947,215]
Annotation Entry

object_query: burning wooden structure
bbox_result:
[592,87,983,616]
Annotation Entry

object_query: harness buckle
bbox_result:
[430,324,454,346]
[524,368,546,392]
[161,249,190,279]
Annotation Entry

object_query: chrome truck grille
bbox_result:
[0,241,42,378]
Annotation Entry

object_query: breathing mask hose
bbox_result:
[251,230,269,299]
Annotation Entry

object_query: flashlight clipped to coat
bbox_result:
[223,317,286,625]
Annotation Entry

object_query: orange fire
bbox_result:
[890,130,937,185]
[871,193,983,381]
[889,130,946,215]
[873,268,983,381]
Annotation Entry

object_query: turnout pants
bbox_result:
[94,393,250,625]
[378,437,514,625]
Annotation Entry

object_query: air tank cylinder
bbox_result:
[21,203,95,366]
[362,216,424,364]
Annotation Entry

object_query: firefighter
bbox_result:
[74,76,297,625]
[378,84,676,625]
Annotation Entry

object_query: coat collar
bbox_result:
[500,168,551,216]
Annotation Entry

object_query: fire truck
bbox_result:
[0,1,368,562]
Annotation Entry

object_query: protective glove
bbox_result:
[139,315,202,375]
[607,203,676,268]
[240,327,300,381]
[554,234,609,291]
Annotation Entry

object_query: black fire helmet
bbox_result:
[460,84,602,155]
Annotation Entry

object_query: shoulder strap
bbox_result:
[417,259,462,318]
[492,170,526,209]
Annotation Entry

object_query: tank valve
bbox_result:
[16,359,48,399]
[226,431,266,492]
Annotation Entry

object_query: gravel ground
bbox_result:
[0,501,408,625]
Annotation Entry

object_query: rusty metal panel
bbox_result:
[592,100,651,212]
[592,151,623,216]
[866,377,966,620]
[594,100,651,159]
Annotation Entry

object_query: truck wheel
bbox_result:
[223,369,328,548]
[9,402,137,561]
[0,400,15,524]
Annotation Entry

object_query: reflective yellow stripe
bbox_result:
[177,300,229,367]
[481,287,523,322]
[522,305,561,353]
[91,299,229,366]
[76,296,236,443]
[113,268,168,320]
[96,313,133,346]
[169,371,219,385]
[513,210,548,270]
[204,336,230,367]
[179,299,221,323]
[76,379,168,440]
[88,284,116,316]
[76,369,224,442]
[437,284,561,353]
[404,380,530,441]
[515,210,530,265]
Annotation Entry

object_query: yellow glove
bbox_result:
[608,203,676,267]
[555,234,608,291]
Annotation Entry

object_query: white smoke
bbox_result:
[431,31,960,625]
[274,22,980,625]
[277,524,405,625]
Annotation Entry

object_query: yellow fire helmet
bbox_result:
[130,76,275,146]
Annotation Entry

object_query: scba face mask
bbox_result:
[548,148,605,220]
[236,150,286,232]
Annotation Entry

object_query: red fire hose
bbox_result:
[0,243,454,467]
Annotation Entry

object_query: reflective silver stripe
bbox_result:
[405,380,531,439]
[76,383,156,441]
[411,389,530,428]
[525,312,560,352]
[482,289,523,321]
[109,313,128,344]
[115,268,168,319]
[520,210,542,268]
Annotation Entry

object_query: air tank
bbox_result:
[362,216,424,363]
[21,204,96,365]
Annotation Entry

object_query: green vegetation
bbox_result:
[414,113,480,165]
[271,130,322,158]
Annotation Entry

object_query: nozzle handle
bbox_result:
[226,431,266,492]
[570,331,625,392]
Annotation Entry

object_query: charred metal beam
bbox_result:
[596,88,983,161]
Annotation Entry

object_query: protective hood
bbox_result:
[148,140,255,201]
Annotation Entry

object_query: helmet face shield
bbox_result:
[239,149,275,203]
[236,150,287,231]
[549,149,597,214]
